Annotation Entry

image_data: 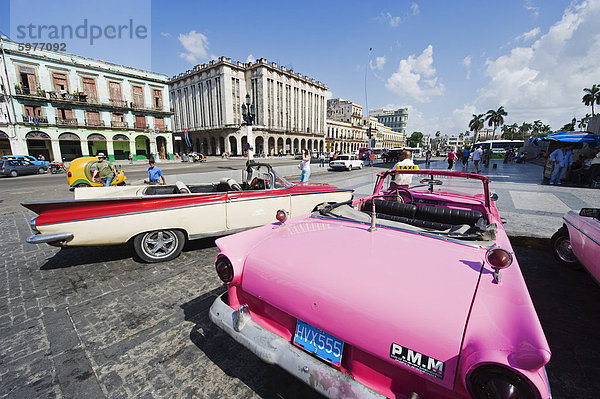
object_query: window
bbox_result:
[155,117,165,130]
[108,81,122,104]
[57,108,73,121]
[152,89,163,109]
[135,115,146,129]
[81,77,97,102]
[112,113,126,128]
[19,66,38,93]
[86,111,101,126]
[24,105,42,116]
[132,85,144,108]
[52,72,69,92]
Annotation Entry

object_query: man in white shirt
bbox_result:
[471,146,483,173]
[549,145,573,185]
[390,150,415,188]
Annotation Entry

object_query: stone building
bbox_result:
[370,108,408,145]
[169,57,328,156]
[0,39,173,161]
[326,98,367,153]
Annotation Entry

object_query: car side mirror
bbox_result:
[490,193,499,201]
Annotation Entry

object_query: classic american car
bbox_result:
[329,154,364,171]
[23,162,352,263]
[551,208,600,283]
[209,169,552,399]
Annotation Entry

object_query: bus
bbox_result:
[471,140,524,153]
[358,147,386,160]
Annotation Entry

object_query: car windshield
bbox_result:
[242,163,293,189]
[338,155,350,160]
[380,171,487,199]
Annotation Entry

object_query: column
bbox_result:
[50,139,61,162]
[106,139,115,161]
[80,140,89,156]
[129,139,136,159]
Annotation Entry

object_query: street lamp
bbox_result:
[572,117,577,131]
[241,93,256,160]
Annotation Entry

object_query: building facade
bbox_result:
[326,98,367,153]
[370,108,408,138]
[169,57,328,156]
[0,39,173,161]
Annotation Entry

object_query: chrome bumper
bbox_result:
[209,293,385,399]
[27,233,73,245]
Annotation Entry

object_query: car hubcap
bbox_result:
[143,231,177,258]
[555,236,577,263]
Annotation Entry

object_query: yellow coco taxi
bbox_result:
[66,157,127,187]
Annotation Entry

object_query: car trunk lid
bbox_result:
[240,217,485,389]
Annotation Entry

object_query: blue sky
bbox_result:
[2,0,599,136]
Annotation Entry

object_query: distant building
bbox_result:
[473,128,495,142]
[326,99,366,153]
[0,39,173,161]
[370,108,408,136]
[169,57,328,156]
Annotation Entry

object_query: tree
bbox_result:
[407,131,424,147]
[518,122,532,139]
[531,120,543,136]
[582,84,600,116]
[485,106,507,140]
[468,114,485,141]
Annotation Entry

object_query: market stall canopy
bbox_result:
[529,131,600,146]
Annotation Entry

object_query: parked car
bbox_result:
[551,208,600,283]
[23,162,353,263]
[2,154,49,168]
[1,159,48,177]
[66,156,127,187]
[329,154,363,171]
[209,168,551,399]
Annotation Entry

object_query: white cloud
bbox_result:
[385,45,445,102]
[462,55,472,79]
[470,0,600,129]
[411,2,420,15]
[370,56,386,70]
[246,54,254,63]
[515,27,541,41]
[381,12,402,27]
[178,30,209,63]
[161,32,172,38]
[524,0,540,17]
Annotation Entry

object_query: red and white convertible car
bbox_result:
[23,162,352,262]
[210,168,552,399]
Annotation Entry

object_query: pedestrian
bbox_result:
[425,149,431,167]
[92,153,118,187]
[462,148,470,168]
[482,148,490,168]
[390,150,415,189]
[38,154,45,161]
[471,145,483,173]
[369,151,375,167]
[447,150,456,170]
[300,149,311,183]
[128,152,134,164]
[147,158,166,185]
[549,144,574,185]
[319,152,325,167]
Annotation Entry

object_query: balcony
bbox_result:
[109,99,128,108]
[85,120,105,127]
[14,86,47,98]
[56,118,78,126]
[22,115,49,124]
[111,121,128,128]
[134,123,149,130]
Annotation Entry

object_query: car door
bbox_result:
[226,185,291,230]
[21,160,36,175]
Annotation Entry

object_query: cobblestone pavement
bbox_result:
[1,162,599,398]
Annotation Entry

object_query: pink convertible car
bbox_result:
[209,169,552,399]
[551,208,600,283]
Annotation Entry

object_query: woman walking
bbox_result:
[300,149,311,183]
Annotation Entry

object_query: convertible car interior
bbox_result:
[144,177,252,195]
[315,197,497,243]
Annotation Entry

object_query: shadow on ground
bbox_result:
[180,287,324,399]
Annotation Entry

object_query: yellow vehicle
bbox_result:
[66,157,127,187]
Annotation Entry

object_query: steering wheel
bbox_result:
[388,187,414,204]
[250,177,265,190]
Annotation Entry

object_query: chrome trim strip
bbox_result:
[27,233,73,244]
[563,217,600,247]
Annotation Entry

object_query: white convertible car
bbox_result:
[329,154,364,171]
[23,162,353,262]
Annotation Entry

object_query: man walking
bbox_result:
[462,148,470,168]
[92,153,118,187]
[549,145,573,185]
[425,149,431,167]
[471,145,483,173]
[447,149,456,170]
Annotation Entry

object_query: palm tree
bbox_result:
[532,120,543,136]
[518,122,532,139]
[485,106,507,140]
[468,114,485,141]
[582,84,600,116]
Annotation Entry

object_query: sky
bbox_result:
[1,0,599,136]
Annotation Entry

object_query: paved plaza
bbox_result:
[0,158,599,398]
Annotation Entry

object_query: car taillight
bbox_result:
[67,171,72,177]
[486,248,513,269]
[215,255,233,283]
